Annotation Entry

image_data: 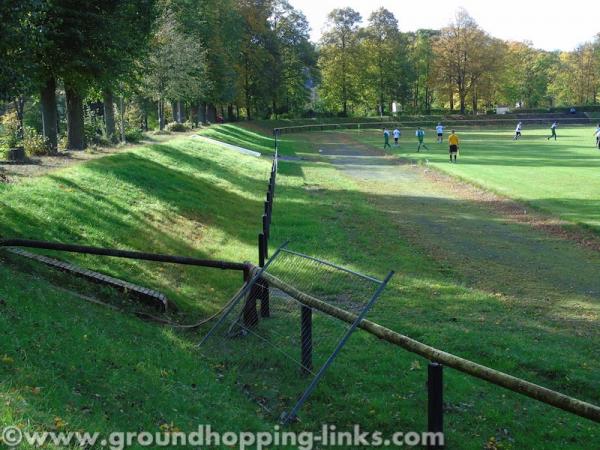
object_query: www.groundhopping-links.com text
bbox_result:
[1,424,444,449]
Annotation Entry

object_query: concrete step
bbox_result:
[7,248,174,312]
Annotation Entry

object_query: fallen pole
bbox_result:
[0,239,248,272]
[258,269,600,423]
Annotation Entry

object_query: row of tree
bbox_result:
[318,7,600,115]
[1,0,317,151]
[2,2,599,152]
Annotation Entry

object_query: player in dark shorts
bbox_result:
[448,130,459,163]
[547,122,558,140]
[383,128,391,150]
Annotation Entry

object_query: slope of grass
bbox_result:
[198,123,320,159]
[1,129,598,449]
[0,137,280,444]
[0,137,272,314]
[352,126,600,233]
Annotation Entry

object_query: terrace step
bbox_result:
[7,248,174,312]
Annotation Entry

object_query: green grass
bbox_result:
[197,123,317,158]
[1,128,599,449]
[351,125,600,233]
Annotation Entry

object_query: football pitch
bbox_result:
[351,125,600,233]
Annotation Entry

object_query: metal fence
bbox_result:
[199,243,394,425]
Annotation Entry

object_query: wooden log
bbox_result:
[258,269,600,423]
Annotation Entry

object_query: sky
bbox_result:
[288,0,599,51]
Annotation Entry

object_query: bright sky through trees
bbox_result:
[290,0,599,50]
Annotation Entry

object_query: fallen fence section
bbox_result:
[199,244,394,425]
[258,268,600,424]
[7,247,172,311]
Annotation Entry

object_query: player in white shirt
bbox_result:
[594,124,600,149]
[547,122,558,140]
[393,128,401,146]
[513,122,523,140]
[435,123,444,143]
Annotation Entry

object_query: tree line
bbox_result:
[0,0,317,152]
[1,2,599,153]
[318,7,600,116]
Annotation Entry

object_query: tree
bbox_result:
[362,8,402,115]
[410,29,438,113]
[0,0,46,141]
[269,0,317,117]
[318,7,362,116]
[235,0,275,120]
[143,11,208,129]
[433,9,492,113]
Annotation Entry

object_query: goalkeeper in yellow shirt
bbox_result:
[448,130,459,163]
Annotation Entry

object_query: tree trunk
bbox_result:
[190,104,198,128]
[13,96,25,140]
[65,83,86,150]
[198,102,207,124]
[459,91,466,114]
[449,89,454,111]
[176,100,183,123]
[118,96,125,142]
[40,77,58,153]
[207,104,216,123]
[227,104,234,122]
[102,89,116,142]
[158,99,165,130]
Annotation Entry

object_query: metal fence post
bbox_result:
[262,213,269,242]
[300,305,312,376]
[266,191,273,222]
[428,362,444,449]
[258,233,270,318]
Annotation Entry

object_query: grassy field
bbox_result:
[350,125,600,233]
[1,126,599,449]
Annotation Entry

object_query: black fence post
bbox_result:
[258,233,270,318]
[300,305,312,376]
[427,362,444,449]
[266,191,273,222]
[262,213,269,243]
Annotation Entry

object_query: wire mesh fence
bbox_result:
[198,245,392,423]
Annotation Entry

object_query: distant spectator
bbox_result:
[570,107,577,114]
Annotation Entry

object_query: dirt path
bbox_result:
[313,131,599,324]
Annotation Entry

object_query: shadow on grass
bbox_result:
[200,124,276,154]
[0,262,269,436]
